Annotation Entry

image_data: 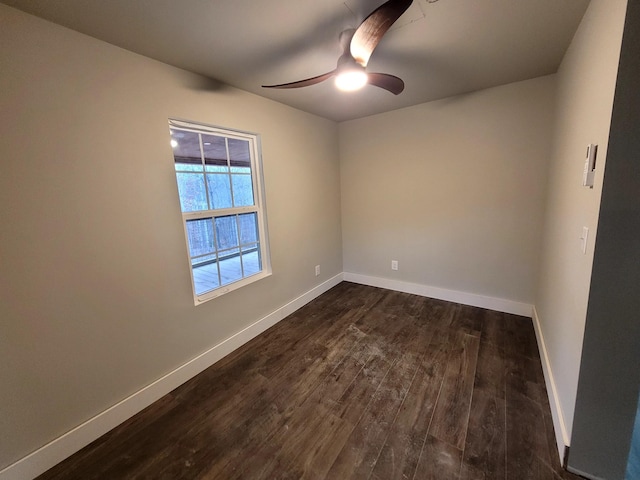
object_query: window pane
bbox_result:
[228,138,250,171]
[232,174,254,207]
[238,213,258,244]
[242,246,261,277]
[219,247,242,286]
[205,165,228,173]
[230,165,251,174]
[215,215,239,250]
[176,173,208,212]
[203,135,228,172]
[192,253,217,267]
[171,130,202,171]
[175,163,203,172]
[206,174,232,210]
[218,246,240,258]
[192,257,220,295]
[186,218,215,257]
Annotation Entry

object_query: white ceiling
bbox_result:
[2,0,589,122]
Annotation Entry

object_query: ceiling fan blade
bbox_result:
[350,0,413,67]
[367,72,405,95]
[262,70,335,89]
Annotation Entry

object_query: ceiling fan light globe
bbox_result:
[335,70,368,91]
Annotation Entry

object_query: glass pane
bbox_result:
[242,245,261,277]
[230,165,251,174]
[219,247,242,286]
[191,253,217,267]
[171,130,202,171]
[232,174,254,207]
[215,216,238,250]
[206,174,232,210]
[218,246,240,258]
[238,213,258,244]
[203,135,228,172]
[205,165,229,173]
[185,218,215,257]
[175,163,203,172]
[228,138,250,172]
[192,255,220,295]
[176,173,208,212]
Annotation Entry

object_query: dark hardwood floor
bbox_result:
[37,282,582,479]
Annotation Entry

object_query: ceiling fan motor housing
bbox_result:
[337,52,366,74]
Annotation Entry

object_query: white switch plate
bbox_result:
[315,265,320,276]
[580,227,589,254]
[391,260,398,271]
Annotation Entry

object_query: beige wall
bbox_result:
[339,76,556,305]
[535,0,627,443]
[0,5,342,469]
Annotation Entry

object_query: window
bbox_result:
[169,119,270,304]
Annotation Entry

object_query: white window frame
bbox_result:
[169,119,271,305]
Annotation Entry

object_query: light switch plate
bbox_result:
[581,227,589,254]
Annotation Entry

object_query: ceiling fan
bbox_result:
[263,0,413,95]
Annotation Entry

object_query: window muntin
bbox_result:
[169,119,270,303]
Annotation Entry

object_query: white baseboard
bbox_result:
[0,273,343,480]
[343,272,533,317]
[532,306,571,463]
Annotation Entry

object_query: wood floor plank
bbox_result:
[429,331,481,450]
[214,282,375,375]
[212,325,388,478]
[290,410,355,480]
[321,299,415,427]
[505,390,555,480]
[228,355,390,480]
[414,434,463,480]
[329,343,396,427]
[308,284,387,348]
[479,309,506,350]
[369,326,450,480]
[421,298,458,330]
[451,304,484,337]
[325,321,434,479]
[504,314,539,361]
[200,324,370,479]
[168,317,360,480]
[461,390,506,480]
[474,341,506,399]
[505,351,544,405]
[225,405,349,480]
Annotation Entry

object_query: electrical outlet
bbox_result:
[391,260,398,271]
[315,265,320,276]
